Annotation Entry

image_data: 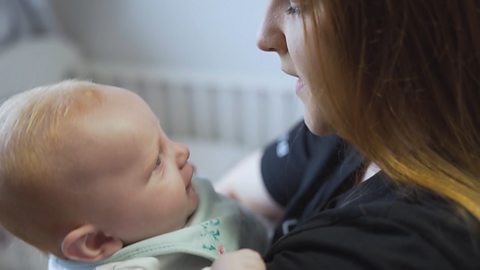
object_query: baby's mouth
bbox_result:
[183,163,194,191]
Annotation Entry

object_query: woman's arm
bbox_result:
[214,149,284,223]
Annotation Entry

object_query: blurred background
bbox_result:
[0,0,302,269]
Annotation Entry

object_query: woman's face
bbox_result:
[257,0,331,134]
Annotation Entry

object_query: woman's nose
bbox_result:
[256,4,287,53]
[173,142,190,167]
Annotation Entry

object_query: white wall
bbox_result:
[51,0,282,78]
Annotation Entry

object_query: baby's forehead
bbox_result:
[58,90,159,173]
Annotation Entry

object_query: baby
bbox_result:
[0,80,267,270]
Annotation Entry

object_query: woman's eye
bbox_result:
[155,156,161,168]
[286,6,301,15]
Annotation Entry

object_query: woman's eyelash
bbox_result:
[286,6,301,15]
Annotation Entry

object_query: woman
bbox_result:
[212,1,480,269]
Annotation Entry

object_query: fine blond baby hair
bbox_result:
[0,80,104,255]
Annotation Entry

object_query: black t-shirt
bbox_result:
[261,121,480,269]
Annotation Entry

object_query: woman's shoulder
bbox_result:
[265,174,480,270]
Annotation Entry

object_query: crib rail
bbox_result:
[72,63,303,147]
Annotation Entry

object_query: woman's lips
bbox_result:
[296,78,305,94]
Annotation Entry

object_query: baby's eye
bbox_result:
[155,156,161,168]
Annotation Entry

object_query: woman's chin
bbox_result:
[304,115,334,136]
[300,90,335,135]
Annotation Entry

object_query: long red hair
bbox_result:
[302,0,480,218]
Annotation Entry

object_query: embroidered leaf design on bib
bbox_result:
[200,218,224,254]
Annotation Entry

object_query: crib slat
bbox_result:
[70,65,302,147]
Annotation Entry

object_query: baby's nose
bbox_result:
[174,143,190,167]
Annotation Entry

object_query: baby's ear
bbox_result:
[61,224,123,262]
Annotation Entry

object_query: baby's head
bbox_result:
[0,80,198,261]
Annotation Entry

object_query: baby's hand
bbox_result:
[209,249,266,270]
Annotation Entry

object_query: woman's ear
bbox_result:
[61,224,123,262]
